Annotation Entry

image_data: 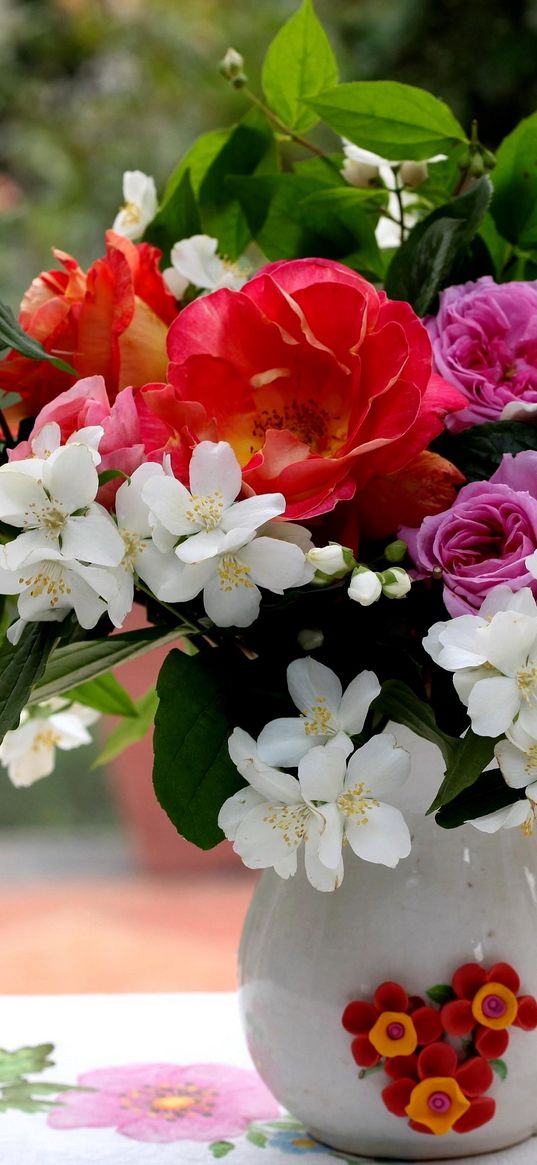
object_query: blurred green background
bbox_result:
[2,0,537,309]
[1,0,536,827]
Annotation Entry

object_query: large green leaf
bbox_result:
[261,0,338,133]
[434,420,537,483]
[428,729,500,815]
[0,303,76,374]
[198,108,277,259]
[29,627,182,704]
[153,649,242,850]
[0,1045,55,1084]
[374,679,457,767]
[144,169,201,260]
[64,673,137,718]
[385,177,492,314]
[0,625,58,742]
[93,688,159,768]
[491,111,537,248]
[159,128,232,203]
[435,767,523,830]
[307,81,467,161]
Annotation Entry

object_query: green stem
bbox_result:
[134,581,204,639]
[243,87,339,173]
[392,178,406,244]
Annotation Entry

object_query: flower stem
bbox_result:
[242,87,339,173]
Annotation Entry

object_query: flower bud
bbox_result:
[219,48,247,87]
[342,158,379,188]
[384,539,407,564]
[380,567,411,599]
[399,160,428,188]
[307,543,355,578]
[348,568,382,606]
[297,627,324,651]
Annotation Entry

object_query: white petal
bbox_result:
[257,718,315,767]
[261,520,314,554]
[314,802,345,870]
[338,670,381,734]
[142,475,200,536]
[155,559,214,603]
[49,712,93,748]
[476,611,537,676]
[62,507,124,567]
[346,803,411,867]
[237,756,302,804]
[453,666,492,707]
[0,470,46,525]
[467,675,521,736]
[346,734,411,798]
[163,266,189,300]
[188,441,242,507]
[169,235,226,291]
[134,543,188,599]
[202,572,261,628]
[174,529,230,564]
[228,727,259,769]
[424,616,487,670]
[298,744,347,802]
[468,801,530,833]
[232,801,308,868]
[115,464,164,535]
[304,819,344,891]
[495,739,537,789]
[44,444,99,511]
[221,494,286,531]
[239,537,306,594]
[106,566,134,628]
[4,529,59,570]
[274,850,299,879]
[218,786,265,841]
[287,657,342,719]
[32,423,61,458]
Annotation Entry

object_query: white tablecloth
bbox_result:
[0,993,534,1164]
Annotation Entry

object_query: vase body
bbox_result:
[238,728,537,1160]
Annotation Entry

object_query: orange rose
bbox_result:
[0,230,178,418]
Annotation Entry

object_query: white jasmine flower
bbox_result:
[254,657,381,768]
[0,701,100,788]
[307,543,354,578]
[0,444,124,571]
[341,141,446,248]
[348,568,382,606]
[141,441,307,627]
[219,730,411,890]
[16,421,104,466]
[0,549,120,643]
[423,586,537,737]
[107,463,188,626]
[163,235,251,300]
[381,567,411,599]
[113,170,158,240]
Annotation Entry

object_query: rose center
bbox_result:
[386,1022,405,1040]
[428,1091,452,1114]
[482,993,508,1019]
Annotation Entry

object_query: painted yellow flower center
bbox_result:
[472,981,518,1029]
[369,1011,417,1057]
[405,1077,470,1135]
[185,491,224,531]
[217,556,254,592]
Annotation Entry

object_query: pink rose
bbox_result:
[402,451,537,615]
[425,277,537,432]
[11,375,144,506]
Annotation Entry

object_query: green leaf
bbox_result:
[428,729,501,815]
[144,169,202,260]
[491,111,537,248]
[29,627,182,705]
[374,680,457,767]
[92,688,159,767]
[64,673,137,718]
[0,625,58,743]
[209,1143,235,1159]
[246,1128,268,1147]
[262,0,338,133]
[426,984,455,1005]
[490,1058,508,1081]
[153,649,243,849]
[385,177,492,314]
[198,108,277,260]
[434,420,537,483]
[0,1044,54,1084]
[97,468,129,487]
[0,302,76,374]
[435,768,523,830]
[160,128,232,202]
[307,81,467,160]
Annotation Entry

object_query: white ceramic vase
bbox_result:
[238,728,537,1161]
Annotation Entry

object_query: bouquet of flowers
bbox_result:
[2,0,537,891]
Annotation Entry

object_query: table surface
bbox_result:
[0,992,534,1165]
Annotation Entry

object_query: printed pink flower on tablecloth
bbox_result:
[47,1061,279,1143]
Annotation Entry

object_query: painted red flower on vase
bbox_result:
[47,1061,279,1143]
[382,1042,495,1136]
[139,258,465,521]
[441,962,537,1059]
[342,980,443,1068]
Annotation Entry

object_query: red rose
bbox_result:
[141,258,465,520]
[0,230,178,418]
